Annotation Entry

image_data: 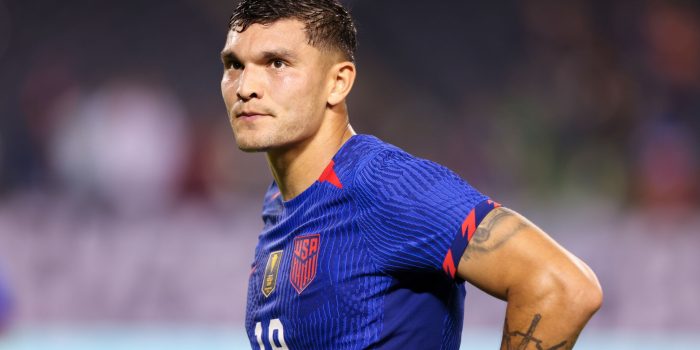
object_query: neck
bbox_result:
[266,112,355,201]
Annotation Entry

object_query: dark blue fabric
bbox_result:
[245,134,496,349]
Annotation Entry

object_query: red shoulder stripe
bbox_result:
[318,160,343,189]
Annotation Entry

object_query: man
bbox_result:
[220,1,602,349]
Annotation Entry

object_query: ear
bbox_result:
[327,61,356,106]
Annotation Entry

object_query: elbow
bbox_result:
[586,274,604,315]
[520,261,603,319]
[552,262,603,319]
[569,271,603,317]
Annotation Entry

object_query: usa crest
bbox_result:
[290,234,320,294]
[261,250,283,297]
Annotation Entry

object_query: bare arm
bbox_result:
[457,207,602,350]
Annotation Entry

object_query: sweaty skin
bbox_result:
[221,18,602,350]
[458,208,602,349]
[220,19,356,201]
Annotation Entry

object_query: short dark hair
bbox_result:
[229,0,357,62]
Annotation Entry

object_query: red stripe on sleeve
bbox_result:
[442,249,456,278]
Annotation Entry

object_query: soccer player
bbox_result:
[220,1,602,349]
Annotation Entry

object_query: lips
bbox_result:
[233,108,271,121]
[236,113,267,121]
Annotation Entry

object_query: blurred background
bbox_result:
[0,0,699,349]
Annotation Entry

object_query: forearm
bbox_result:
[499,272,601,350]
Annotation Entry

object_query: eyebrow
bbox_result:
[220,50,239,64]
[260,49,297,62]
[220,48,298,65]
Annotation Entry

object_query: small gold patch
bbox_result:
[261,250,283,297]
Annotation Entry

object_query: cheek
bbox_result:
[277,73,305,96]
[221,74,237,107]
[273,72,323,114]
[269,75,299,112]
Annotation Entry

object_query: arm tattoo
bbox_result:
[461,208,527,262]
[502,314,570,350]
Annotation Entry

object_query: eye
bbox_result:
[271,59,285,69]
[223,59,243,70]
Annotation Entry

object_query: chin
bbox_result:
[234,135,278,153]
[237,144,269,153]
[235,137,269,152]
[232,131,268,152]
[233,130,302,153]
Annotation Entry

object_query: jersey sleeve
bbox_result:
[355,149,500,280]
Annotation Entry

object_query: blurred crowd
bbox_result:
[0,0,698,334]
[1,0,700,211]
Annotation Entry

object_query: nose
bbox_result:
[236,68,262,101]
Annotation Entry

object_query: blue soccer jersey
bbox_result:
[245,134,499,350]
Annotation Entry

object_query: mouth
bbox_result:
[233,109,271,122]
[237,114,268,122]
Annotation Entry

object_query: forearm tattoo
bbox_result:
[502,314,570,350]
[461,207,526,262]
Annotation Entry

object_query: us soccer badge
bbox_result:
[290,234,320,294]
[262,250,283,297]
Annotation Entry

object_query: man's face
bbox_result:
[221,19,333,152]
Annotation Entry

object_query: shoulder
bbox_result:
[351,137,486,208]
[354,138,463,195]
[349,137,491,274]
[333,134,404,191]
